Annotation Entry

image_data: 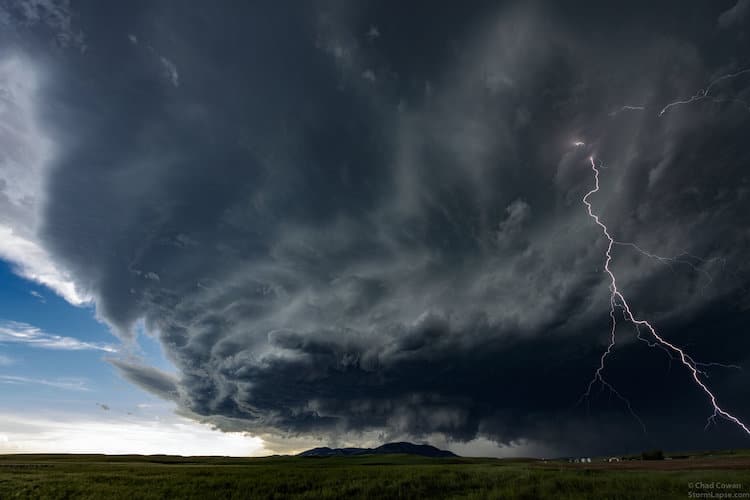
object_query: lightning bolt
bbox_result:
[604,68,750,119]
[609,105,645,116]
[582,155,750,436]
[579,297,647,433]
[658,68,750,116]
[611,241,726,298]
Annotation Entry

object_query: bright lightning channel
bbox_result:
[602,68,750,118]
[658,68,750,116]
[609,105,645,116]
[581,155,750,436]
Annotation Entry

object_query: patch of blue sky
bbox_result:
[0,260,174,414]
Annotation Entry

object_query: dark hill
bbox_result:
[298,442,457,458]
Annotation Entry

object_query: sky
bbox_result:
[0,0,749,458]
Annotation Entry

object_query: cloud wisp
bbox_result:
[0,321,117,353]
[0,374,88,391]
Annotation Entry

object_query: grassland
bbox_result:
[1,451,750,499]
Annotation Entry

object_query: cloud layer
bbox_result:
[4,1,750,455]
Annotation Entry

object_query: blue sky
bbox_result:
[0,260,120,398]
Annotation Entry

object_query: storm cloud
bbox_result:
[5,1,750,455]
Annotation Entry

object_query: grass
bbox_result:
[1,453,749,499]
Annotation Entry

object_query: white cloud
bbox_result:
[0,57,50,211]
[0,353,12,366]
[0,411,268,456]
[0,227,89,305]
[0,375,88,391]
[0,320,118,352]
[0,55,89,305]
[144,271,160,282]
[160,56,179,87]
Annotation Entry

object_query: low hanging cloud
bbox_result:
[108,359,179,401]
[5,1,750,456]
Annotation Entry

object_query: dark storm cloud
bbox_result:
[109,359,179,402]
[718,0,750,29]
[0,0,86,51]
[21,0,750,454]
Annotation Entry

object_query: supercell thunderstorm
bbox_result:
[6,0,750,456]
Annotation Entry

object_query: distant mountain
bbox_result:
[298,442,457,458]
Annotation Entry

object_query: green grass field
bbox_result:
[1,452,749,499]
